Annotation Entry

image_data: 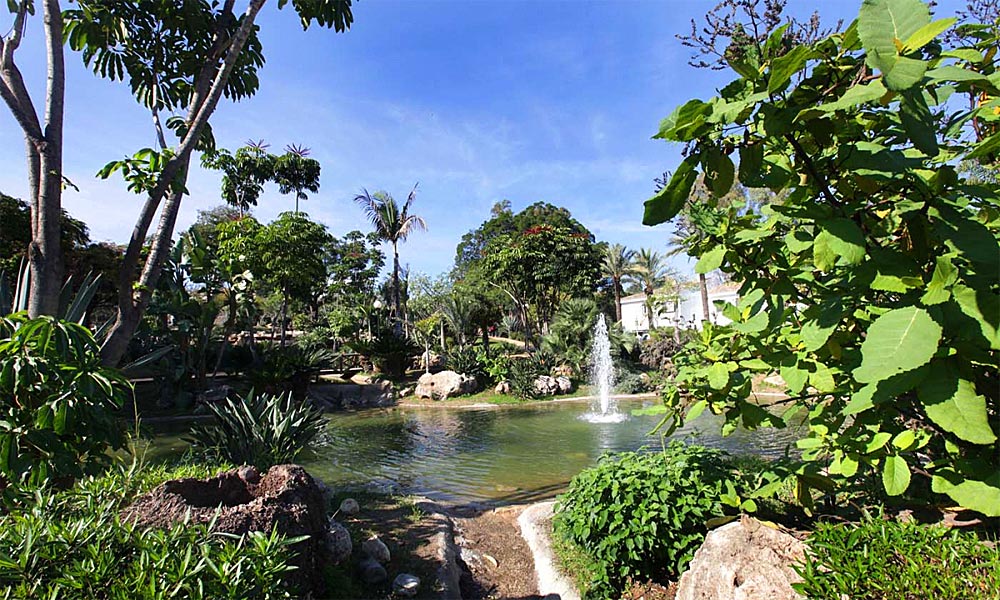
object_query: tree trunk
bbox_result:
[481,326,490,360]
[699,272,710,324]
[645,285,655,330]
[391,241,401,323]
[279,291,288,347]
[99,0,268,366]
[613,276,622,323]
[439,318,446,353]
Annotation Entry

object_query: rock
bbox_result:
[359,556,388,584]
[399,386,413,397]
[308,382,395,409]
[362,535,391,564]
[495,380,511,395]
[533,375,560,396]
[552,364,574,378]
[325,520,352,564]
[121,464,330,596]
[675,515,806,600]
[339,497,360,516]
[393,573,421,597]
[414,370,478,400]
[555,376,573,394]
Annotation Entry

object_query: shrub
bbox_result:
[348,329,418,378]
[246,343,334,400]
[476,348,510,383]
[508,355,544,399]
[0,463,300,599]
[638,330,687,370]
[613,369,651,394]
[0,315,129,491]
[553,443,740,598]
[795,516,1000,600]
[189,391,327,469]
[444,346,484,379]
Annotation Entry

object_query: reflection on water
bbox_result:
[148,398,802,504]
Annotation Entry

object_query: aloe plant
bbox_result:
[188,391,326,469]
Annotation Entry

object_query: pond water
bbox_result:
[148,397,801,504]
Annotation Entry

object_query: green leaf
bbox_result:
[708,362,730,390]
[814,219,866,270]
[859,0,931,91]
[643,155,698,226]
[808,362,836,393]
[921,255,957,305]
[952,285,1000,349]
[932,470,1000,517]
[867,432,893,453]
[892,430,916,450]
[797,80,888,120]
[768,45,814,93]
[882,455,911,496]
[900,17,956,53]
[918,363,997,444]
[695,246,726,274]
[854,307,942,384]
[655,99,713,141]
[686,399,708,422]
[780,362,808,395]
[900,89,938,156]
[845,385,876,415]
[704,147,735,197]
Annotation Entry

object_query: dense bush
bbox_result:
[189,391,326,469]
[613,368,651,394]
[444,346,484,379]
[476,348,510,383]
[638,329,687,371]
[795,516,1000,600]
[0,315,129,491]
[246,343,334,400]
[554,443,741,598]
[0,462,300,599]
[508,355,544,399]
[348,328,419,378]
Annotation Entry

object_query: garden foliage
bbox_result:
[646,0,1000,514]
[0,315,128,490]
[189,391,326,469]
[554,443,741,598]
[794,515,1000,599]
[0,463,299,599]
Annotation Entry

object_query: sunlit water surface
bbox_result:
[147,398,800,504]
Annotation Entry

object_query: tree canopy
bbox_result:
[646,0,1000,515]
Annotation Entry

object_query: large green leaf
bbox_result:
[900,89,938,156]
[952,285,999,349]
[854,306,941,383]
[814,218,866,270]
[859,0,931,91]
[695,246,726,274]
[768,45,814,94]
[882,455,911,496]
[932,469,1000,517]
[643,155,698,226]
[918,362,997,444]
[900,17,956,53]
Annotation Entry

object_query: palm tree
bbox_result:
[632,248,675,330]
[274,144,321,214]
[602,243,636,323]
[354,185,427,323]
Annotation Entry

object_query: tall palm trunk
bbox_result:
[613,276,623,322]
[391,241,401,322]
[644,284,655,330]
[699,272,710,324]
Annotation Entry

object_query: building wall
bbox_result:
[620,288,738,333]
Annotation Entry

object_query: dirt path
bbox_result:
[453,505,544,600]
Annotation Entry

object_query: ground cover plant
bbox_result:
[0,461,301,600]
[645,0,1000,515]
[794,515,1000,599]
[553,442,750,599]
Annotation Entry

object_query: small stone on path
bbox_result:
[339,497,360,515]
[393,573,421,597]
[360,557,388,584]
[362,535,392,564]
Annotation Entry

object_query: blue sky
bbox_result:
[0,0,963,279]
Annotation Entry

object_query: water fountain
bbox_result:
[581,314,627,423]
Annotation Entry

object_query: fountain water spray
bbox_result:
[581,314,627,423]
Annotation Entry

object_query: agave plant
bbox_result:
[0,258,103,324]
[188,390,326,469]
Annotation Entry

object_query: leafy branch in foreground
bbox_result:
[646,0,1000,515]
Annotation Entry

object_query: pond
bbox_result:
[147,397,801,504]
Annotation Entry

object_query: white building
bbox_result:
[619,283,739,335]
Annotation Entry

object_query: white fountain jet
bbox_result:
[581,313,627,423]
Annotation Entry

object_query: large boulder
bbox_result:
[675,516,806,600]
[533,375,560,396]
[555,376,573,394]
[415,370,478,400]
[122,464,335,595]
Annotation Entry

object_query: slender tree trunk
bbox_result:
[391,241,401,322]
[439,318,446,353]
[279,291,288,347]
[481,326,490,360]
[644,285,655,330]
[99,0,267,366]
[613,276,622,322]
[699,272,710,324]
